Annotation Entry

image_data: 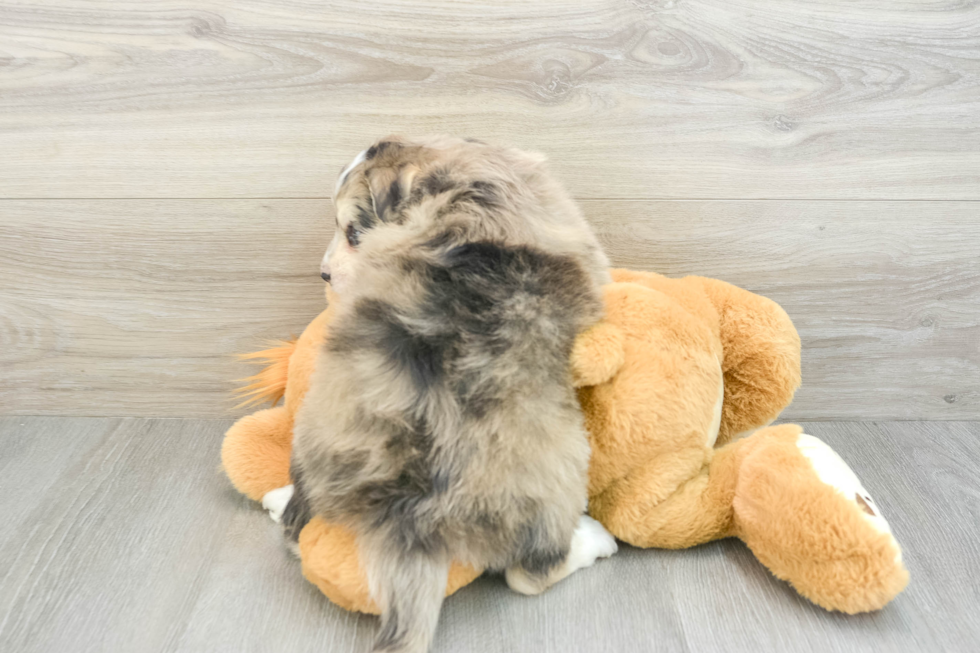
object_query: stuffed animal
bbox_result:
[222,269,908,615]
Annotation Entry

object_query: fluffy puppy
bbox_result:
[278,135,617,653]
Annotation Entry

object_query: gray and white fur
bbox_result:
[279,135,616,653]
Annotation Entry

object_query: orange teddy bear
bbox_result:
[222,269,908,615]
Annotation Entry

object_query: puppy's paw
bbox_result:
[261,484,294,523]
[505,567,546,596]
[571,514,618,568]
[505,515,618,596]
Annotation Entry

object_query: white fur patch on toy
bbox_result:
[796,434,900,560]
[705,362,724,448]
[262,484,294,523]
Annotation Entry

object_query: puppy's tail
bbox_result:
[363,535,449,653]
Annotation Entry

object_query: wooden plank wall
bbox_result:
[0,0,978,419]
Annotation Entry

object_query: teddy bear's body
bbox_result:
[223,269,907,615]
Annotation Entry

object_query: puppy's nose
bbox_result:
[321,272,331,282]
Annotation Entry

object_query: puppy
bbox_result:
[267,135,617,653]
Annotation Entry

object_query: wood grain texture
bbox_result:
[2,199,976,420]
[0,0,978,199]
[587,199,980,420]
[0,200,332,419]
[0,418,977,652]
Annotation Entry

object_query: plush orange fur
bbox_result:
[298,518,480,615]
[731,425,909,614]
[235,340,296,409]
[222,270,907,615]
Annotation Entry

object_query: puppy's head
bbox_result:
[321,135,554,295]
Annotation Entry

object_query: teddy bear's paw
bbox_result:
[570,514,619,569]
[261,484,294,523]
[796,434,900,561]
[570,323,626,388]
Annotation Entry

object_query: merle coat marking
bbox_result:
[290,135,611,653]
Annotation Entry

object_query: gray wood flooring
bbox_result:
[1,417,977,652]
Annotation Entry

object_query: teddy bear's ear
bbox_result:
[571,322,626,388]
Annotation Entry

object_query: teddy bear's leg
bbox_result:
[221,406,294,502]
[595,424,908,612]
[591,425,875,551]
[592,445,745,549]
[732,424,908,613]
[694,278,802,446]
[505,514,618,595]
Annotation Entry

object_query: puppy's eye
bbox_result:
[345,223,361,248]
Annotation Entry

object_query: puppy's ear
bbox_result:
[367,164,420,223]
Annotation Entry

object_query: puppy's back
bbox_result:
[306,235,602,535]
[294,136,608,653]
